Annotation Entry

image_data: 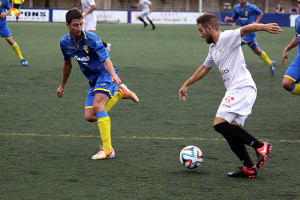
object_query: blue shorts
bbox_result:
[284,54,300,83]
[241,33,258,50]
[0,24,12,39]
[85,68,118,109]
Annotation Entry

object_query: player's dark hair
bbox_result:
[196,13,220,30]
[66,8,82,24]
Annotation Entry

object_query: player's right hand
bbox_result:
[179,85,188,102]
[57,86,65,98]
[0,12,6,19]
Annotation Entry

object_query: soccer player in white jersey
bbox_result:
[179,13,282,178]
[81,0,111,52]
[134,0,155,30]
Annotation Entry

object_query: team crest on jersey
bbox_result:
[219,48,222,53]
[84,45,89,54]
[100,83,106,86]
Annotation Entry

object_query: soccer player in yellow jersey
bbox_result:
[57,8,139,160]
[225,0,276,75]
[0,0,28,66]
[11,0,24,22]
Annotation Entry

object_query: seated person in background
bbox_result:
[289,6,298,14]
[276,3,285,14]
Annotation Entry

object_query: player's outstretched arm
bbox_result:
[241,23,282,38]
[282,36,298,65]
[57,59,72,98]
[178,65,211,102]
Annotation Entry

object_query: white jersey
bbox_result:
[81,0,96,21]
[204,28,256,91]
[139,0,151,12]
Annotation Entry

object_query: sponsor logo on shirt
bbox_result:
[220,68,229,75]
[74,55,90,62]
[69,47,75,49]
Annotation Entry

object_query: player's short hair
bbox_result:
[196,13,220,30]
[66,8,83,24]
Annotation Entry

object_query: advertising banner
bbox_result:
[6,9,49,22]
[52,9,127,23]
[131,11,201,25]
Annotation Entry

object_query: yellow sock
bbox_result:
[11,42,23,60]
[105,90,122,112]
[97,114,112,151]
[259,50,272,67]
[290,83,300,96]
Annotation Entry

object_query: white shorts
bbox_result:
[216,86,257,126]
[83,15,97,31]
[139,10,151,19]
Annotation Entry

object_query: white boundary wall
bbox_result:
[131,11,200,25]
[52,9,128,23]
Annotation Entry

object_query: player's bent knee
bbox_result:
[85,115,97,122]
[85,110,97,122]
[282,78,294,91]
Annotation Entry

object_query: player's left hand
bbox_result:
[265,23,282,34]
[112,76,122,86]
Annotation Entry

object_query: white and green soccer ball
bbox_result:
[179,145,203,169]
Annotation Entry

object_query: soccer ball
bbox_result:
[179,145,203,169]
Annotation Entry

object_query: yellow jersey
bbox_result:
[12,0,24,4]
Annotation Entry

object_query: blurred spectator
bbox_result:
[289,6,299,14]
[276,3,285,14]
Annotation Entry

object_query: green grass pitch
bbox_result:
[0,22,299,199]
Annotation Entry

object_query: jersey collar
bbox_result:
[239,1,248,8]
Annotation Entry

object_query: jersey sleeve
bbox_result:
[92,35,110,62]
[253,4,262,15]
[88,0,96,6]
[5,0,12,10]
[60,41,71,61]
[144,0,151,5]
[231,6,238,20]
[203,49,215,68]
[222,29,242,49]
